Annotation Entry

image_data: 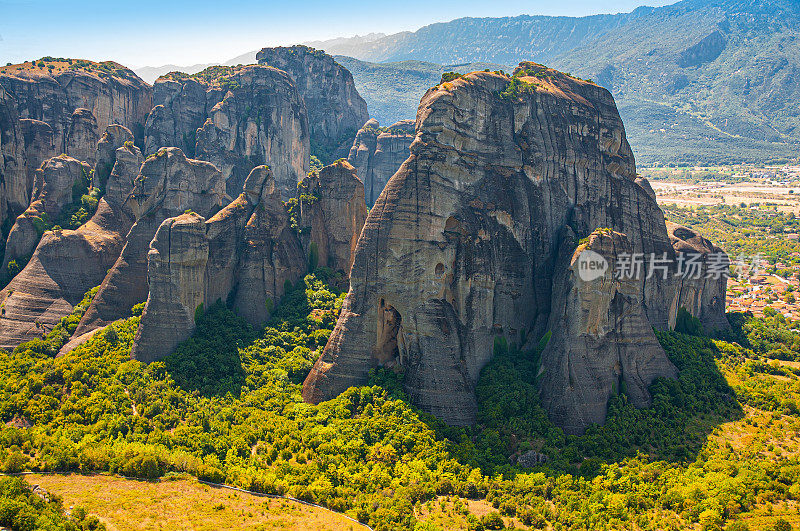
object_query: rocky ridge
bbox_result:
[73,147,227,339]
[132,159,369,362]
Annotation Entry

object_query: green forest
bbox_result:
[1,269,800,530]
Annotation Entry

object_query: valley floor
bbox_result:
[21,473,365,530]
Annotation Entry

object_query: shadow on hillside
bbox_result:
[162,302,253,398]
[371,328,745,476]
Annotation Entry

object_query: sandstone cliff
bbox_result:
[144,65,309,198]
[347,119,414,206]
[0,85,27,238]
[2,155,92,270]
[0,59,152,154]
[667,221,731,333]
[297,160,367,275]
[538,229,678,435]
[256,46,369,163]
[303,64,722,431]
[132,165,306,362]
[0,130,141,349]
[74,147,227,338]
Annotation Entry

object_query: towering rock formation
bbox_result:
[668,221,731,333]
[538,229,678,435]
[74,147,226,338]
[93,125,134,190]
[256,45,369,163]
[19,119,56,204]
[297,160,367,275]
[347,119,414,206]
[0,130,141,349]
[65,109,100,166]
[0,86,27,237]
[0,59,152,153]
[132,165,306,362]
[2,155,92,270]
[132,213,209,362]
[144,65,309,198]
[303,64,724,432]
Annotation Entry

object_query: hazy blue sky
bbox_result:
[0,0,676,67]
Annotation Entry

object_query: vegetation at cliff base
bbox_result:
[0,271,799,529]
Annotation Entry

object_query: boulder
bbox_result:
[297,160,367,275]
[538,229,678,435]
[256,45,369,163]
[303,64,696,429]
[347,119,414,206]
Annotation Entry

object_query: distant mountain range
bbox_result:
[136,0,800,165]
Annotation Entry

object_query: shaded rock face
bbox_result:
[75,147,227,338]
[65,108,100,166]
[132,166,306,362]
[19,119,56,205]
[145,66,309,198]
[94,125,134,190]
[132,213,208,363]
[303,63,709,429]
[0,140,142,350]
[538,229,678,435]
[144,78,213,157]
[0,86,27,233]
[256,46,369,163]
[0,61,152,154]
[298,160,367,275]
[2,155,92,270]
[678,29,727,68]
[346,119,414,206]
[667,221,731,333]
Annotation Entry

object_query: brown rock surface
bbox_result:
[256,46,369,163]
[132,213,209,363]
[2,155,92,269]
[0,86,27,235]
[19,119,56,205]
[0,142,142,350]
[297,160,367,275]
[131,165,306,362]
[303,64,688,429]
[0,59,152,153]
[145,66,309,198]
[74,147,226,337]
[538,229,678,435]
[347,119,414,206]
[667,221,731,332]
[65,108,100,166]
